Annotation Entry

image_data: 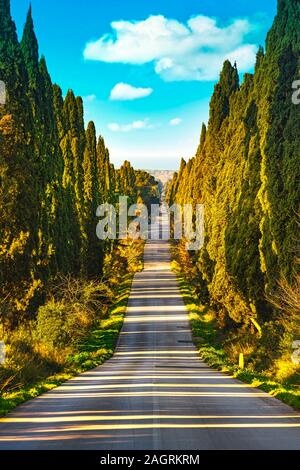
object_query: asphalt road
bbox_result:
[0,209,300,450]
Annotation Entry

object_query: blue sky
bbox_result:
[11,0,277,169]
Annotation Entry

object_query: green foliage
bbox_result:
[0,1,40,316]
[208,60,239,131]
[34,275,117,350]
[0,324,62,394]
[135,170,160,209]
[117,160,136,204]
[35,301,70,349]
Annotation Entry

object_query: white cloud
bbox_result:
[169,117,182,126]
[108,119,153,132]
[84,14,257,81]
[108,123,121,132]
[110,82,153,101]
[83,94,96,103]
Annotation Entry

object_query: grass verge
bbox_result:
[0,274,133,417]
[177,275,300,411]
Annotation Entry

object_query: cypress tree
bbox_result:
[82,121,103,276]
[197,123,206,155]
[0,0,42,317]
[208,60,239,131]
[255,0,300,293]
[169,0,300,332]
[52,84,81,274]
[21,8,61,279]
[1,1,155,327]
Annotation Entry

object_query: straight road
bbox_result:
[0,208,300,450]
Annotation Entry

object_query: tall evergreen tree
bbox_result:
[208,60,239,131]
[82,121,103,276]
[0,0,40,316]
[168,0,300,332]
[255,0,300,293]
[52,84,81,274]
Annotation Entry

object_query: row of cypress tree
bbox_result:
[167,0,300,333]
[0,1,156,323]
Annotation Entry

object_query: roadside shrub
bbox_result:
[50,275,113,317]
[223,334,257,363]
[34,276,115,351]
[35,299,94,350]
[35,300,70,349]
[103,240,144,288]
[273,357,300,384]
[0,325,62,394]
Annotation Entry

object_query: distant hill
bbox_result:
[145,170,175,185]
